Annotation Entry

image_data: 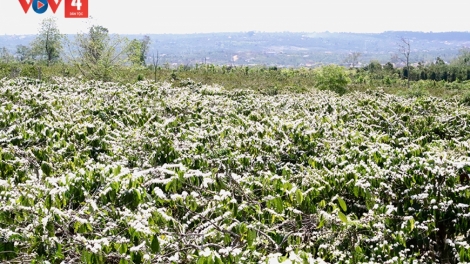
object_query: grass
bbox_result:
[1,61,470,102]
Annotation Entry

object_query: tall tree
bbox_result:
[68,25,129,81]
[16,45,32,62]
[81,25,109,64]
[140,35,150,66]
[365,60,384,80]
[126,35,151,66]
[435,57,446,65]
[452,47,470,66]
[152,51,159,82]
[399,37,411,88]
[31,17,63,66]
[126,39,142,66]
[0,47,14,63]
[344,52,361,68]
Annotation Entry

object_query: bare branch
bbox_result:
[152,51,159,82]
[398,37,411,88]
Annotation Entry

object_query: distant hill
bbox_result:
[1,31,469,67]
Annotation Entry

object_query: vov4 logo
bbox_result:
[18,0,88,18]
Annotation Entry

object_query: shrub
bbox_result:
[461,91,470,105]
[314,65,350,95]
[398,87,430,98]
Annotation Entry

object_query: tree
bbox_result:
[16,45,32,62]
[314,65,350,95]
[383,62,394,72]
[140,35,150,66]
[152,51,159,82]
[366,60,382,73]
[81,25,109,64]
[126,36,150,67]
[344,52,361,68]
[0,47,14,63]
[31,17,63,66]
[68,25,129,81]
[399,37,411,88]
[435,57,446,65]
[452,47,470,66]
[126,39,141,66]
[364,60,383,81]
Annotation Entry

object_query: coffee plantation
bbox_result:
[0,77,470,263]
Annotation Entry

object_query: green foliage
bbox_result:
[0,78,469,263]
[452,47,470,66]
[314,65,350,95]
[365,60,383,75]
[397,80,431,98]
[337,196,347,212]
[68,25,130,81]
[30,17,63,66]
[15,45,33,63]
[126,39,142,66]
[344,52,361,67]
[461,90,470,106]
[126,36,150,67]
[0,47,14,63]
[1,55,469,100]
[0,239,17,260]
[338,211,348,224]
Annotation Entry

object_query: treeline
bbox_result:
[0,18,152,82]
[359,55,470,83]
[1,18,470,103]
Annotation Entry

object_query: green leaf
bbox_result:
[41,161,52,177]
[0,241,16,260]
[150,235,160,253]
[73,221,81,233]
[215,256,224,264]
[355,246,362,254]
[190,199,198,211]
[113,166,121,176]
[337,197,347,212]
[239,223,248,234]
[353,186,359,198]
[407,218,415,232]
[273,197,283,213]
[165,179,174,192]
[54,243,64,260]
[295,189,303,204]
[247,229,256,247]
[197,257,207,264]
[81,250,92,263]
[131,251,143,263]
[338,211,348,224]
[119,243,128,254]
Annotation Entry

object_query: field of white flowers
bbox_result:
[0,77,470,263]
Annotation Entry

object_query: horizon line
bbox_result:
[2,30,470,36]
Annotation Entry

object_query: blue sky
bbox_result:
[1,0,469,34]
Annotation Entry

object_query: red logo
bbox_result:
[18,0,88,18]
[65,0,88,18]
[18,0,62,14]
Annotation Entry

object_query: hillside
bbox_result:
[1,31,469,67]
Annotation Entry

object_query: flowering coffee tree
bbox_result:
[0,77,469,263]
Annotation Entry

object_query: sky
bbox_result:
[1,0,469,35]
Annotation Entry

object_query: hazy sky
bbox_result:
[1,0,469,35]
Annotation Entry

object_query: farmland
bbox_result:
[1,77,470,263]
